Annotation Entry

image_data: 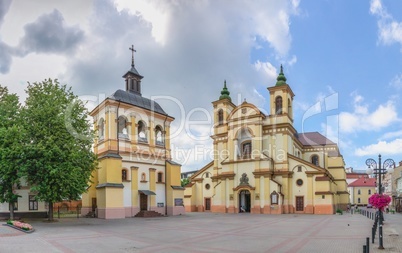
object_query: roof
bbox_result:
[297,132,336,146]
[108,89,168,116]
[123,66,143,78]
[346,173,369,179]
[348,177,376,187]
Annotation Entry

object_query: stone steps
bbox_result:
[134,210,163,218]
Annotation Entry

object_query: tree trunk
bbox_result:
[48,201,53,221]
[10,202,15,220]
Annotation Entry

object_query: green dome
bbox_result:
[275,65,287,86]
[219,80,231,101]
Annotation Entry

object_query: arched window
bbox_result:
[242,141,252,158]
[122,169,128,181]
[311,155,319,166]
[157,172,163,183]
[275,96,283,115]
[98,118,105,139]
[138,121,147,142]
[155,125,164,145]
[118,116,128,138]
[218,109,223,125]
[237,128,252,159]
[141,173,146,182]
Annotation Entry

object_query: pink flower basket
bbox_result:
[368,193,391,211]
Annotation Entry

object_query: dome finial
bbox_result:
[219,80,231,101]
[275,64,287,86]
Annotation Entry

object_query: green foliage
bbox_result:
[181,178,190,187]
[20,79,97,220]
[336,209,343,215]
[0,85,23,220]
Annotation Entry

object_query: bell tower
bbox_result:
[123,45,144,95]
[267,65,295,122]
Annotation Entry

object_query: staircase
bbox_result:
[134,210,163,218]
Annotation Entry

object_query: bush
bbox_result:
[336,209,343,215]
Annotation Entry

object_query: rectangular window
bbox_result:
[157,172,163,183]
[29,195,38,210]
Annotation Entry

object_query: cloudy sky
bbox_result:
[1,0,402,172]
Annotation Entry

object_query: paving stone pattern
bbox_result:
[0,210,401,253]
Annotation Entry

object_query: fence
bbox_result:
[56,206,81,219]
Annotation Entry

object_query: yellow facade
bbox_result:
[185,68,349,215]
[81,57,184,219]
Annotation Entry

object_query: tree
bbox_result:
[22,79,97,221]
[181,178,190,187]
[0,86,23,220]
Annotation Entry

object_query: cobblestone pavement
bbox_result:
[0,211,401,253]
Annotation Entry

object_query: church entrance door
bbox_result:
[296,196,304,211]
[239,190,251,212]
[205,198,211,211]
[140,193,148,211]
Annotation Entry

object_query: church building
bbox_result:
[81,47,185,219]
[184,67,349,214]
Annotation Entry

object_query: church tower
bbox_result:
[267,65,295,122]
[211,81,236,170]
[81,46,185,219]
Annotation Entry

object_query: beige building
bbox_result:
[81,49,185,219]
[184,67,349,214]
[348,177,375,206]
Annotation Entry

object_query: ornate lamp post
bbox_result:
[366,154,395,249]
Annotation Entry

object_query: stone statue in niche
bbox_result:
[240,173,249,185]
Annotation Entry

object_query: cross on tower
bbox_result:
[129,45,136,67]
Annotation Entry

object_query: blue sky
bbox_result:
[1,0,402,171]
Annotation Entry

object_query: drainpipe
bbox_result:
[163,115,168,216]
[117,100,121,155]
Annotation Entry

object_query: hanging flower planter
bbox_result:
[368,193,391,211]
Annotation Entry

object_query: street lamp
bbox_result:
[366,154,395,250]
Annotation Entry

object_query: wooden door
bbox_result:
[205,198,211,211]
[140,194,148,211]
[91,198,97,212]
[296,196,304,211]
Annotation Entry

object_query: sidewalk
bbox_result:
[0,212,401,253]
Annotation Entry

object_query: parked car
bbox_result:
[367,204,373,208]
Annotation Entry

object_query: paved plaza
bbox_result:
[1,211,401,253]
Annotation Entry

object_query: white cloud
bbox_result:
[287,55,297,66]
[390,73,402,89]
[114,0,170,45]
[370,0,402,49]
[380,130,402,140]
[355,138,402,156]
[254,60,277,80]
[339,93,399,133]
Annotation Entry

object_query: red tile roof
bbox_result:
[348,177,376,187]
[298,132,335,146]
